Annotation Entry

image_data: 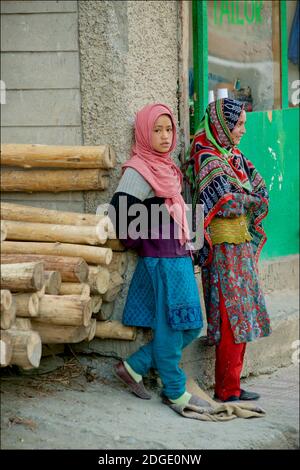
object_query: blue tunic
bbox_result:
[123,257,203,331]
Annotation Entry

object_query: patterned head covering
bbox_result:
[182,98,268,266]
[208,98,244,148]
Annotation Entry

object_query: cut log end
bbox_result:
[83,298,93,327]
[105,249,113,265]
[14,292,39,317]
[27,331,42,368]
[28,293,40,316]
[107,146,116,168]
[0,297,16,330]
[9,329,42,369]
[44,270,62,295]
[1,221,7,242]
[95,217,110,244]
[87,318,96,342]
[96,271,109,294]
[1,289,12,311]
[32,262,45,291]
[0,332,13,367]
[91,295,102,313]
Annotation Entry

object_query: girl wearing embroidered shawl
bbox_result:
[183,98,271,402]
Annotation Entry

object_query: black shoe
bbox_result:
[214,390,260,402]
[239,389,260,401]
[214,393,240,402]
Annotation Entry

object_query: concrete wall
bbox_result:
[79,0,179,206]
[78,0,179,321]
[0,0,84,212]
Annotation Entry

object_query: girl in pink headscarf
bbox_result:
[109,103,209,412]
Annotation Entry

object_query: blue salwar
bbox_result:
[124,257,203,399]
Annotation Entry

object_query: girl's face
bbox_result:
[230,110,246,146]
[151,115,173,153]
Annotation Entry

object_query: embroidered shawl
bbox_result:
[183,99,269,266]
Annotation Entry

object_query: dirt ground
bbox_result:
[0,352,299,451]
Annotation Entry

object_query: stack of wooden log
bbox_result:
[0,143,115,192]
[0,143,137,370]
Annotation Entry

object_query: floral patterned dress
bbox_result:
[202,196,271,345]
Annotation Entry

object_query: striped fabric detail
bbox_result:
[115,168,155,201]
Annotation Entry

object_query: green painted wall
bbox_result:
[239,108,299,259]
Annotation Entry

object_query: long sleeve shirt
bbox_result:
[108,168,190,258]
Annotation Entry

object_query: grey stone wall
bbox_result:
[78,0,179,329]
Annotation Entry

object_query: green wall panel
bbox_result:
[240,108,299,259]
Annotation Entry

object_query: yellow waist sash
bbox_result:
[209,215,252,245]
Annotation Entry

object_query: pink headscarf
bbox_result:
[122,103,190,245]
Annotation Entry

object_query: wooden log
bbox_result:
[87,318,96,341]
[0,261,44,292]
[31,321,94,344]
[102,286,122,303]
[44,271,61,295]
[102,272,124,302]
[38,295,92,327]
[13,293,39,317]
[6,329,42,369]
[95,320,136,340]
[107,252,128,275]
[12,318,32,330]
[1,143,116,169]
[59,282,90,298]
[0,168,110,192]
[0,330,13,367]
[108,272,124,289]
[95,216,111,244]
[1,202,106,226]
[91,295,102,313]
[94,300,115,321]
[1,221,7,242]
[1,289,12,312]
[0,296,16,330]
[104,239,125,251]
[1,254,89,283]
[36,285,46,299]
[103,216,117,239]
[1,241,113,266]
[88,266,110,294]
[4,220,108,245]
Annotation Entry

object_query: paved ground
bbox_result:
[0,354,299,451]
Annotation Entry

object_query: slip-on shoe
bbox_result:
[162,393,211,408]
[214,389,260,402]
[114,361,151,400]
[239,389,260,400]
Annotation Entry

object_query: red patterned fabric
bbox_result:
[215,284,246,400]
[202,241,271,346]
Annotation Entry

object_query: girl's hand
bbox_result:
[194,265,201,274]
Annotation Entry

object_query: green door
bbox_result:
[191,0,299,259]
